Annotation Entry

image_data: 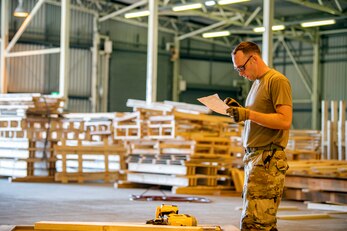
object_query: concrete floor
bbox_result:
[0,178,346,231]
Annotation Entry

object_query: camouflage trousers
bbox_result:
[240,149,289,231]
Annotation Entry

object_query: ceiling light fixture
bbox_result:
[253,25,285,33]
[218,0,250,5]
[124,10,150,19]
[13,0,28,18]
[202,30,231,38]
[172,3,203,12]
[205,1,216,6]
[300,19,336,28]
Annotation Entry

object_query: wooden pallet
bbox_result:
[286,130,321,160]
[113,111,143,140]
[54,138,126,183]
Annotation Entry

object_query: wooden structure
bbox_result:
[113,99,245,195]
[284,160,347,204]
[0,94,64,181]
[286,130,321,160]
[321,100,346,160]
[14,221,224,231]
[0,222,225,231]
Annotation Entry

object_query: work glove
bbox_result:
[226,107,250,122]
[224,97,242,108]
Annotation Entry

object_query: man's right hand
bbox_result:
[224,97,242,108]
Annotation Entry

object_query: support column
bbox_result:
[102,50,111,112]
[262,0,274,67]
[60,0,70,107]
[146,0,158,104]
[172,37,180,102]
[312,30,320,129]
[91,14,99,112]
[1,0,9,93]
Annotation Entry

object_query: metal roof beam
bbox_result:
[287,0,343,15]
[279,36,312,95]
[99,0,148,22]
[6,0,46,53]
[178,20,228,41]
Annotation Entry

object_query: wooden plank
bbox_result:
[307,202,347,212]
[277,213,330,220]
[283,188,347,204]
[34,221,222,231]
[231,168,244,193]
[327,121,334,160]
[126,99,173,112]
[321,100,328,159]
[55,172,118,183]
[163,100,211,114]
[172,186,238,196]
[9,176,55,183]
[174,111,233,124]
[338,101,346,160]
[285,175,347,192]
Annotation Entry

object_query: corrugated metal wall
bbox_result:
[4,0,94,112]
[322,35,347,100]
[8,44,46,93]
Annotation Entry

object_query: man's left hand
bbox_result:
[226,107,250,122]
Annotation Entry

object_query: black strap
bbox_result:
[264,149,277,165]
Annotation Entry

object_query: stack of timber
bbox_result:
[286,129,321,160]
[321,100,346,160]
[114,99,244,195]
[284,160,347,204]
[0,94,64,181]
[54,113,126,183]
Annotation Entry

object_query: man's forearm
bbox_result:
[249,110,292,130]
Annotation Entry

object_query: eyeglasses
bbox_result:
[234,55,253,72]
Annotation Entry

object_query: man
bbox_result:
[226,41,292,231]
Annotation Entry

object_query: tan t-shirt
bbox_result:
[243,69,292,148]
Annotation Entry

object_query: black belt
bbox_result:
[245,143,283,153]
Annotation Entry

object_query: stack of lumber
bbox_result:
[114,100,235,140]
[53,113,126,183]
[286,129,321,160]
[284,160,347,204]
[114,99,244,195]
[0,94,64,181]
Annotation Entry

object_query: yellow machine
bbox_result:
[146,204,197,226]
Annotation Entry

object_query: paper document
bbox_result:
[197,94,229,115]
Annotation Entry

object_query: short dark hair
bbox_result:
[232,41,261,56]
